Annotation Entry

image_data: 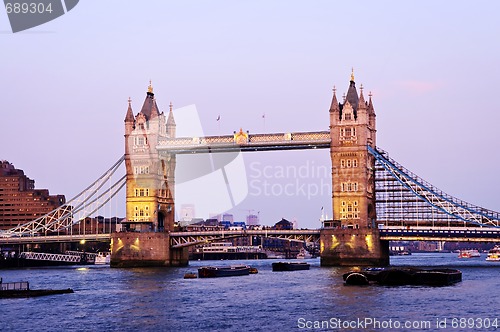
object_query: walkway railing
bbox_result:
[370,146,500,228]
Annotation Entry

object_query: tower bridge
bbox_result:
[2,72,500,266]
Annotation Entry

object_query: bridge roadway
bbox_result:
[1,226,499,245]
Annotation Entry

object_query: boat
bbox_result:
[94,252,110,265]
[343,267,462,286]
[249,267,259,274]
[183,272,197,279]
[0,279,74,298]
[296,248,312,259]
[272,262,310,271]
[458,249,480,258]
[191,242,267,260]
[486,245,500,262]
[198,265,251,278]
[265,251,284,259]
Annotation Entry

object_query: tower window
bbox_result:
[340,127,356,140]
[134,188,150,197]
[341,182,358,192]
[340,200,360,220]
[134,166,150,174]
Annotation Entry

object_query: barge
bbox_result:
[198,265,251,278]
[272,262,310,271]
[343,267,462,286]
[0,280,74,298]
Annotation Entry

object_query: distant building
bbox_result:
[274,218,293,230]
[209,213,221,222]
[0,160,65,230]
[180,204,196,222]
[246,214,259,226]
[222,213,234,223]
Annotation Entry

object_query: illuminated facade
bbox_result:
[124,82,176,232]
[329,71,377,228]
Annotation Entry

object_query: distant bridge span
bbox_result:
[2,226,499,246]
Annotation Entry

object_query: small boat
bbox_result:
[343,267,462,286]
[458,249,480,258]
[486,246,500,262]
[272,262,310,271]
[296,248,312,259]
[198,265,251,278]
[183,272,197,279]
[94,252,110,265]
[0,279,74,298]
[249,267,259,274]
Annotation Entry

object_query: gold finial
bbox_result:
[169,101,173,112]
[128,97,132,105]
[350,67,355,81]
[148,80,153,93]
[369,91,373,98]
[332,85,337,94]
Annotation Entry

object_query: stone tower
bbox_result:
[329,70,377,229]
[320,71,388,266]
[123,82,176,232]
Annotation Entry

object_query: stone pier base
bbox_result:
[320,228,389,266]
[110,232,188,268]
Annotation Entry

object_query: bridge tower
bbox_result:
[320,71,389,266]
[112,82,187,267]
[123,82,175,232]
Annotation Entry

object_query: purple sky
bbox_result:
[1,1,500,228]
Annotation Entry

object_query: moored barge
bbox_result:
[343,267,462,286]
[198,265,251,278]
[272,262,310,271]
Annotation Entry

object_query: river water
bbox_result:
[1,253,499,331]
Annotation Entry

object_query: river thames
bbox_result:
[1,253,499,331]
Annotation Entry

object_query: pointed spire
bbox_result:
[167,102,176,137]
[150,97,159,118]
[329,86,340,113]
[125,97,134,122]
[345,75,359,112]
[140,81,158,120]
[367,91,375,114]
[167,102,176,126]
[358,84,366,110]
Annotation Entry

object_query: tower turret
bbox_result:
[125,97,135,133]
[167,102,176,138]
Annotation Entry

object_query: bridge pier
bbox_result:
[110,232,188,268]
[320,228,389,266]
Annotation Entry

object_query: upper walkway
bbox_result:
[157,130,331,154]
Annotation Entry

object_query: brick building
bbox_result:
[0,160,65,230]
